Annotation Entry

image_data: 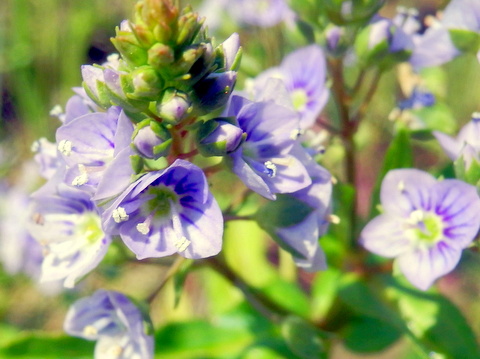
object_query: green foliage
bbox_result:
[0,332,95,359]
[280,316,327,359]
[386,278,480,359]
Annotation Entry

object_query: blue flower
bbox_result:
[224,95,311,200]
[252,45,329,129]
[64,290,153,359]
[102,159,223,260]
[410,0,480,68]
[258,148,333,271]
[434,112,480,170]
[55,106,134,195]
[360,169,480,290]
[28,172,111,288]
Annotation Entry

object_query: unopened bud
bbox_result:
[128,66,163,99]
[197,118,245,156]
[192,71,236,113]
[153,88,192,124]
[133,119,172,159]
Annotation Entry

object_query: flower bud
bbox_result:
[355,16,414,69]
[214,33,242,71]
[176,6,205,46]
[147,43,175,71]
[151,88,192,124]
[197,118,245,157]
[81,65,111,108]
[128,66,163,99]
[111,30,148,67]
[192,71,236,113]
[133,119,172,159]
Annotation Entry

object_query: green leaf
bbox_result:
[449,29,480,53]
[338,274,405,330]
[411,102,457,135]
[0,332,94,359]
[386,278,480,359]
[369,128,413,217]
[280,316,327,359]
[311,267,342,321]
[259,278,311,318]
[343,317,401,353]
[154,319,253,358]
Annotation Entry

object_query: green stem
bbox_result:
[204,257,288,323]
[329,58,357,243]
[146,255,186,304]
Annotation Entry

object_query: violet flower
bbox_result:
[434,113,480,169]
[360,169,480,290]
[102,159,223,260]
[261,147,333,271]
[252,45,329,129]
[28,173,111,288]
[55,106,134,194]
[64,289,153,359]
[410,0,480,68]
[224,95,311,200]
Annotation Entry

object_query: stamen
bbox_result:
[290,128,304,140]
[83,325,98,336]
[32,212,45,225]
[327,214,341,224]
[58,139,72,156]
[136,222,150,235]
[169,200,190,252]
[112,207,129,223]
[409,209,424,224]
[71,164,89,186]
[472,112,480,122]
[264,161,277,178]
[31,140,40,152]
[398,180,405,192]
[174,236,191,252]
[49,105,63,117]
[107,345,123,358]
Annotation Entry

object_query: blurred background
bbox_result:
[2,0,480,358]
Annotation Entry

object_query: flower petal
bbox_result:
[397,243,462,290]
[360,214,412,258]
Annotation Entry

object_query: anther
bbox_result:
[58,139,72,156]
[264,161,277,178]
[174,236,191,252]
[112,207,129,223]
[72,164,89,186]
[83,325,98,337]
[328,214,341,224]
[136,222,150,235]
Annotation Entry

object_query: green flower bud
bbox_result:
[127,66,163,100]
[147,43,175,71]
[176,6,205,46]
[111,26,148,67]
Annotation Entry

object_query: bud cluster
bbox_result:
[83,0,241,123]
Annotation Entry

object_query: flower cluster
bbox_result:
[24,0,335,357]
[14,0,480,357]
